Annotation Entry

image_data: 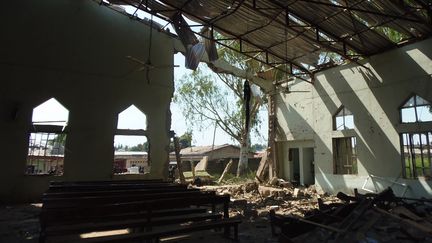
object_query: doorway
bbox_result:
[289,148,300,185]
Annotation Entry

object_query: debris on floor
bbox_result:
[201,180,340,219]
[0,203,41,242]
[269,187,432,243]
[5,181,431,243]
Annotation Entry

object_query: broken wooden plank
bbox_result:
[375,207,432,234]
[218,159,233,184]
[255,150,268,183]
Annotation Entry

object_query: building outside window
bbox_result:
[399,95,432,179]
[26,98,68,176]
[113,105,149,174]
[333,137,358,175]
[401,132,432,179]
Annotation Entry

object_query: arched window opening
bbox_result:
[400,95,432,179]
[113,105,149,175]
[400,95,432,123]
[117,105,147,130]
[26,98,68,176]
[333,106,354,130]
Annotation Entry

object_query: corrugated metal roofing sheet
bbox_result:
[111,0,432,79]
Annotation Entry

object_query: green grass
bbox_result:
[216,170,256,185]
[182,169,258,185]
[404,156,431,178]
[183,171,213,179]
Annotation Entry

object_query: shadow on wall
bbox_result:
[315,71,400,194]
[315,39,432,197]
[359,42,432,197]
[277,99,349,193]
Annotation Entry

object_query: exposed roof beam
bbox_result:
[267,0,367,55]
[111,0,312,80]
[242,2,366,70]
[393,0,432,26]
[238,8,285,38]
[156,1,313,77]
[299,0,425,23]
[172,39,275,91]
[207,0,246,25]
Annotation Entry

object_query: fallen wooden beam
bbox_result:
[218,159,233,184]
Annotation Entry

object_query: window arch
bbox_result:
[26,98,68,175]
[400,94,432,123]
[113,105,149,175]
[399,94,432,179]
[333,106,354,131]
[117,105,147,130]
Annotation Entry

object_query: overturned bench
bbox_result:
[40,180,241,242]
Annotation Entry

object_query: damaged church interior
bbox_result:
[1,0,432,242]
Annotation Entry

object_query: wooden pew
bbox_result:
[49,179,164,186]
[43,184,192,199]
[47,182,182,192]
[40,180,241,243]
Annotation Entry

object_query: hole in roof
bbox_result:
[288,14,306,26]
[375,26,408,43]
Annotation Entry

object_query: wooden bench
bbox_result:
[40,180,241,243]
[49,179,164,186]
[47,182,183,192]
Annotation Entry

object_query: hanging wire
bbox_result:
[146,13,154,84]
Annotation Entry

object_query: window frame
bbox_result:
[333,105,355,131]
[400,131,432,179]
[113,105,150,175]
[399,94,432,123]
[333,136,358,175]
[26,98,69,176]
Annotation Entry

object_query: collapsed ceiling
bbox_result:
[108,0,432,81]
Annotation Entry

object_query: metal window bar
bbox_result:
[427,132,432,177]
[414,96,419,122]
[419,133,426,176]
[27,135,35,174]
[27,133,56,174]
[403,133,412,178]
[400,133,406,178]
[409,133,416,178]
[342,108,346,130]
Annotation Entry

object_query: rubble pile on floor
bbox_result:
[204,181,340,218]
[270,188,432,243]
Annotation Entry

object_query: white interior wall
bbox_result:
[276,38,432,197]
[0,0,175,202]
